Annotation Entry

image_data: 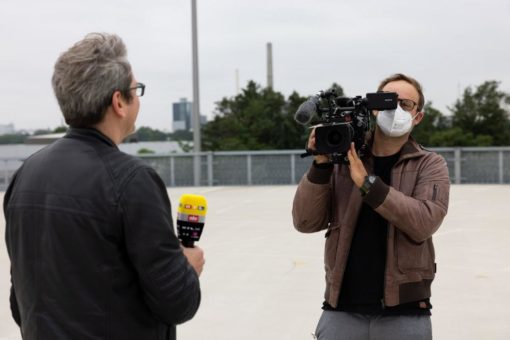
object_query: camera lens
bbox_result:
[327,130,343,147]
[315,124,352,154]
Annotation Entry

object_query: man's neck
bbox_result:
[372,128,409,157]
[92,110,130,145]
[93,121,125,145]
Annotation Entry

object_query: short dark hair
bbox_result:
[378,73,425,111]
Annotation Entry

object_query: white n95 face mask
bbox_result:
[376,106,417,137]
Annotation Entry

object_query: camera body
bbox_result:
[295,90,398,163]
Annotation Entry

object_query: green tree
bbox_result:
[53,126,68,133]
[135,126,168,141]
[169,129,193,141]
[137,148,155,154]
[202,81,308,151]
[328,83,345,97]
[0,133,28,144]
[177,140,193,153]
[450,81,510,145]
[33,129,52,136]
[412,101,450,146]
[429,127,493,146]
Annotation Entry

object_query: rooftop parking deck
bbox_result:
[1,185,509,340]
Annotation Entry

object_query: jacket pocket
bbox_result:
[395,230,431,272]
[324,225,341,279]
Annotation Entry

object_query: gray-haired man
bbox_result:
[4,33,204,340]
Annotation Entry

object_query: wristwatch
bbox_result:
[360,175,377,196]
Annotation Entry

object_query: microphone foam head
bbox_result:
[294,96,319,125]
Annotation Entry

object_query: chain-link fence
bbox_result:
[2,147,510,190]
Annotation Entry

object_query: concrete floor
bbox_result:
[1,185,509,340]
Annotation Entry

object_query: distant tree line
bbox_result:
[0,125,192,144]
[134,127,192,142]
[204,80,510,150]
[1,80,508,148]
[0,126,68,144]
[412,80,510,146]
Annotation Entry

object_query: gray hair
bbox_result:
[52,33,133,127]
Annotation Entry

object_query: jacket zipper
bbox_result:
[380,140,424,308]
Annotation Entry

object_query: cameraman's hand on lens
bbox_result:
[308,128,330,164]
[182,245,205,276]
[347,142,368,188]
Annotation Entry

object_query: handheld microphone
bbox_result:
[294,95,319,125]
[176,194,207,248]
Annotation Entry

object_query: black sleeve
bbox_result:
[10,280,21,326]
[4,171,22,327]
[120,167,201,325]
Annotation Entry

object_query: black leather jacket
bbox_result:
[4,128,200,339]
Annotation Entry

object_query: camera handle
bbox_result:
[300,148,348,164]
[300,148,314,159]
[301,147,327,159]
[301,143,368,164]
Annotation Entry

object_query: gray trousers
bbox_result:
[314,310,432,340]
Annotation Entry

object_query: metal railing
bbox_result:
[1,147,510,190]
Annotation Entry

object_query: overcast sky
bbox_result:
[1,0,509,131]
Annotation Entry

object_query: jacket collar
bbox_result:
[64,127,118,149]
[365,132,425,161]
[399,135,425,160]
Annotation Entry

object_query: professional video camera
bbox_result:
[295,90,398,163]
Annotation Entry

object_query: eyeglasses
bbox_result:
[398,98,417,112]
[129,82,145,97]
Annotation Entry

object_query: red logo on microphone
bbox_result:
[188,215,199,222]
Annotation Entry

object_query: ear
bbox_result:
[111,90,128,118]
[413,111,425,126]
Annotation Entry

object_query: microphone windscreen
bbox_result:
[294,96,319,125]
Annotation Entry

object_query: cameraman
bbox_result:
[293,74,450,340]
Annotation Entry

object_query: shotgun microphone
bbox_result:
[294,95,319,125]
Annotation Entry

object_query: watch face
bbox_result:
[368,175,376,184]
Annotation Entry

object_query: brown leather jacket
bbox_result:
[292,138,450,307]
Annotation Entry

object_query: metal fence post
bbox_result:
[170,156,175,187]
[290,154,296,184]
[3,160,8,190]
[454,148,462,184]
[499,150,504,184]
[207,152,213,186]
[247,154,252,185]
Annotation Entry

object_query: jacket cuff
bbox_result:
[363,176,389,208]
[307,161,333,184]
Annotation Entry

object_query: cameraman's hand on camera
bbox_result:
[308,128,330,164]
[347,142,368,188]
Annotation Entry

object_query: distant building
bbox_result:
[173,98,192,131]
[172,97,207,132]
[0,123,15,135]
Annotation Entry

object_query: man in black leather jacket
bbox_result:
[4,33,204,340]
